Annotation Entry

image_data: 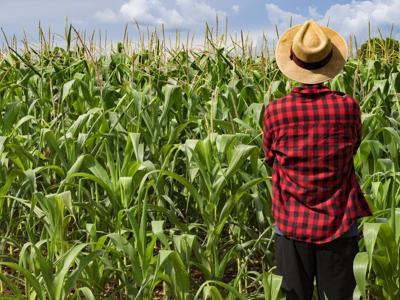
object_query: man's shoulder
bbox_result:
[265,89,361,114]
[329,90,361,111]
[330,90,346,97]
[265,94,294,120]
[266,93,294,110]
[329,89,359,102]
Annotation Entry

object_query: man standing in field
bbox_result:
[263,20,372,300]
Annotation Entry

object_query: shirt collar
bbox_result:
[291,83,331,95]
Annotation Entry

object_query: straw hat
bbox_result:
[275,20,348,84]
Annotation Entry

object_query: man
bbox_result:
[262,20,372,300]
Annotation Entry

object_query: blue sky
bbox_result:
[1,0,399,49]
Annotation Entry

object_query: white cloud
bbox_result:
[119,0,185,28]
[94,9,119,23]
[94,0,225,29]
[175,0,221,25]
[265,3,306,30]
[308,6,322,20]
[320,0,400,38]
[265,0,400,41]
[232,5,240,14]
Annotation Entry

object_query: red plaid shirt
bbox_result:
[263,83,371,244]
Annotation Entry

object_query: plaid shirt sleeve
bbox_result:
[263,106,275,167]
[263,84,372,244]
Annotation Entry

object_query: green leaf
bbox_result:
[67,113,90,137]
[262,271,283,300]
[42,128,67,167]
[65,154,87,178]
[0,136,6,154]
[389,208,400,244]
[364,223,382,268]
[76,287,96,300]
[129,132,144,162]
[158,250,190,298]
[0,262,46,300]
[0,273,23,298]
[160,84,182,124]
[107,233,135,260]
[194,280,247,300]
[353,252,368,300]
[54,243,88,300]
[2,102,21,134]
[62,79,76,102]
[151,220,170,249]
[0,170,19,197]
[64,250,102,296]
[31,245,55,297]
[203,286,224,300]
[225,144,258,179]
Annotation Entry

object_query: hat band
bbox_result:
[290,47,333,70]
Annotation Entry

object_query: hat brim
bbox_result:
[275,24,348,84]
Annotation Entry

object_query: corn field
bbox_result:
[0,24,399,299]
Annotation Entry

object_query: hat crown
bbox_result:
[292,20,332,63]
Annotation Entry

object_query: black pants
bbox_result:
[274,235,359,300]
